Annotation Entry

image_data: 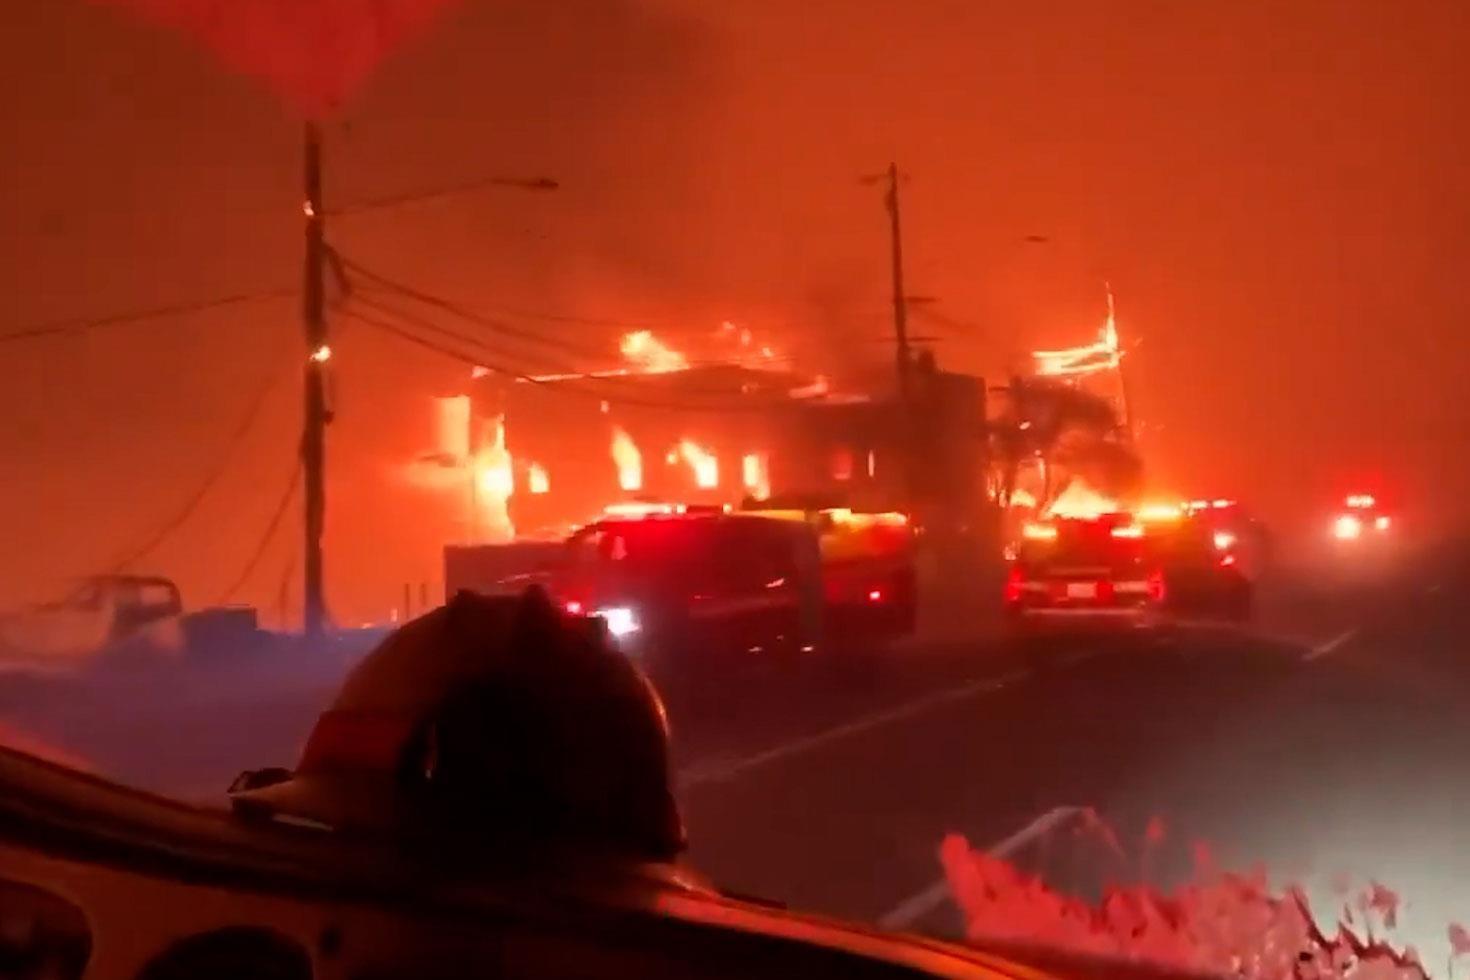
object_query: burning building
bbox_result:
[461,336,991,542]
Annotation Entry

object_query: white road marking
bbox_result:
[1303,627,1359,662]
[677,669,1031,791]
[877,805,1087,931]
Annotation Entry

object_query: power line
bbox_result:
[217,461,302,606]
[108,354,294,573]
[329,175,558,217]
[343,306,783,415]
[1,287,295,345]
[335,251,806,365]
[348,291,581,372]
[340,305,574,385]
[335,254,600,358]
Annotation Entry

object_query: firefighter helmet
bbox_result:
[231,587,685,860]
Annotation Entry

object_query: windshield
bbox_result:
[3,4,1468,978]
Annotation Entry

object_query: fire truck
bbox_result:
[445,499,919,666]
[446,505,822,669]
[1005,504,1257,627]
[742,502,917,642]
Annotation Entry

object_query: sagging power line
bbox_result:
[334,251,679,333]
[342,304,784,415]
[1,287,295,345]
[335,254,602,359]
[216,461,303,607]
[109,354,296,573]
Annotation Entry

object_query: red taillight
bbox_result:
[1003,566,1024,603]
[867,588,884,602]
[1147,569,1167,603]
[1220,553,1237,568]
[563,600,584,615]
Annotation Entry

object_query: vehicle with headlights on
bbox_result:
[551,505,824,672]
[1005,514,1167,630]
[1329,493,1394,546]
[1005,506,1257,629]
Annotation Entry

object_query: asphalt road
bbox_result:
[672,547,1470,967]
[2,546,1467,965]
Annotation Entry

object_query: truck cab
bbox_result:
[552,506,823,666]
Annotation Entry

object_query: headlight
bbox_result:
[1332,515,1362,540]
[594,606,641,638]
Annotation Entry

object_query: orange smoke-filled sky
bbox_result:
[3,0,1468,624]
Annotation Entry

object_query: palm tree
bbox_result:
[992,375,1140,511]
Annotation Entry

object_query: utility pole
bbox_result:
[302,122,329,638]
[882,162,913,401]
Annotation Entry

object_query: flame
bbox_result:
[1044,479,1121,519]
[1033,289,1122,377]
[1137,502,1183,522]
[1008,488,1038,509]
[742,452,770,500]
[620,330,688,373]
[472,415,515,542]
[610,426,643,491]
[527,463,550,495]
[677,439,719,488]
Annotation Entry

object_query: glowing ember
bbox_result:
[527,463,550,495]
[677,439,719,488]
[1045,479,1122,519]
[610,426,643,491]
[472,415,515,542]
[1033,289,1122,377]
[620,329,688,373]
[742,452,770,500]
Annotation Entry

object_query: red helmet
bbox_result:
[231,588,685,860]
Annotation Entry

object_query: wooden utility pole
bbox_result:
[882,162,913,401]
[302,122,328,637]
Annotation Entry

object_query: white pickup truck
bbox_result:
[0,576,255,673]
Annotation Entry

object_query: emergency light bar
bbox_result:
[601,502,731,519]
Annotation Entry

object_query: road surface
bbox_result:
[2,545,1467,964]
